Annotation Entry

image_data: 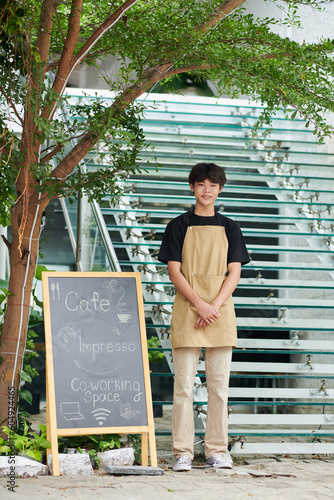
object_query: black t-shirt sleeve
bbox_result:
[227,221,250,265]
[158,218,185,264]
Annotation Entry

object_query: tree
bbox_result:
[1,0,334,428]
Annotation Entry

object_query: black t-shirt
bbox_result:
[158,209,250,265]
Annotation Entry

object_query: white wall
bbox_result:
[244,0,334,42]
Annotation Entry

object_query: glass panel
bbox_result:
[79,196,112,272]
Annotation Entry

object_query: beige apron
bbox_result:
[171,225,237,348]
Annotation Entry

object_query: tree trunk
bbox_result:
[0,193,47,429]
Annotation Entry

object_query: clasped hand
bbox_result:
[194,299,220,329]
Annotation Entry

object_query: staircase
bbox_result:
[63,90,334,455]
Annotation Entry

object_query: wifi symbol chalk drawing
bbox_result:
[92,408,111,425]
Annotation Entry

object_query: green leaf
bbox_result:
[19,389,33,405]
[0,279,9,289]
[35,265,55,281]
[26,449,42,461]
[32,291,44,309]
[0,444,11,453]
[20,371,32,384]
[38,424,47,434]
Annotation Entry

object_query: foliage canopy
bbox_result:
[1,1,334,226]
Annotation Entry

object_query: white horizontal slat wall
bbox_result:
[66,90,334,454]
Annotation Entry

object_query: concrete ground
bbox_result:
[1,408,334,499]
[1,455,334,500]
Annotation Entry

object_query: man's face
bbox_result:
[190,179,223,208]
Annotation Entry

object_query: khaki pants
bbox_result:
[172,346,232,459]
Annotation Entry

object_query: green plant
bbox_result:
[59,433,121,452]
[86,434,121,453]
[0,422,51,462]
[58,433,122,467]
[147,336,165,364]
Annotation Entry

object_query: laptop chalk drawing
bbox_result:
[60,402,84,420]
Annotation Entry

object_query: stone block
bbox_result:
[48,452,94,475]
[105,465,164,475]
[0,456,49,477]
[97,447,135,470]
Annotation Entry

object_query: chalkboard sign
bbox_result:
[43,272,157,475]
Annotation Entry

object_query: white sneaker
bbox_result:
[206,455,233,469]
[173,456,192,471]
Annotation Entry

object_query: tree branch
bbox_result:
[162,63,211,79]
[46,60,59,72]
[1,235,11,251]
[40,0,84,122]
[40,142,64,164]
[141,1,248,86]
[117,45,299,101]
[50,134,96,180]
[71,0,140,74]
[198,0,247,34]
[54,0,83,78]
[35,0,57,73]
[42,0,141,122]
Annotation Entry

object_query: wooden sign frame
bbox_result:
[42,271,157,475]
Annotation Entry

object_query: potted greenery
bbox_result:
[0,422,51,462]
[59,434,121,468]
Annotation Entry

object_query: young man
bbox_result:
[158,163,250,471]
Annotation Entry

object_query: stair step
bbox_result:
[119,178,334,196]
[102,207,334,225]
[105,192,333,209]
[107,224,334,239]
[145,318,334,331]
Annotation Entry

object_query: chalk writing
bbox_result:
[65,291,111,312]
[70,377,143,408]
[78,335,135,360]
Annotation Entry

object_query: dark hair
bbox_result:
[188,163,226,187]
